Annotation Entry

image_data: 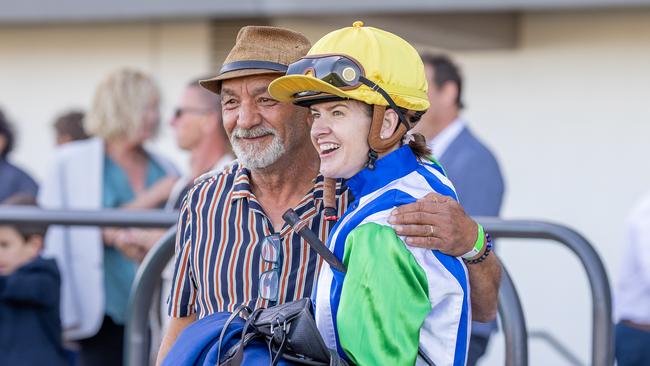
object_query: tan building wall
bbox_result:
[0,20,214,178]
[2,9,650,364]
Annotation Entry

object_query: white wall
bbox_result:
[457,10,650,365]
[0,20,214,180]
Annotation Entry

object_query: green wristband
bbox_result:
[462,223,485,259]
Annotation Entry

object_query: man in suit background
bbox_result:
[415,52,506,366]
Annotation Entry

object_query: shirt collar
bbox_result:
[231,165,326,206]
[346,145,420,200]
[428,118,465,159]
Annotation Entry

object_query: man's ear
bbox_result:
[380,108,400,140]
[441,81,459,107]
[25,235,43,258]
[0,135,6,155]
[199,112,217,133]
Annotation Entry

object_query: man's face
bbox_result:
[0,226,39,275]
[220,74,310,170]
[171,87,217,150]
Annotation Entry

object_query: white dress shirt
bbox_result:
[427,118,465,160]
[615,190,650,324]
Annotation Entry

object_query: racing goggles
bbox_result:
[286,54,408,125]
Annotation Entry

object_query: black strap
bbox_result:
[217,305,251,364]
[418,347,437,366]
[219,61,288,74]
[359,76,409,130]
[283,209,347,273]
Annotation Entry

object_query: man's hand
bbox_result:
[388,191,477,256]
[388,191,501,322]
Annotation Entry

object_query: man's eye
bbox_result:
[310,112,320,119]
[259,97,277,105]
[223,99,238,109]
[332,110,344,117]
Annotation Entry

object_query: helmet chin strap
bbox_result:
[365,105,408,170]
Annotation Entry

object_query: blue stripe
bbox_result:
[326,155,459,359]
[416,165,458,201]
[433,252,469,366]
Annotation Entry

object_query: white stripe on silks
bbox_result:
[357,211,468,366]
[409,249,467,366]
[422,165,458,197]
[314,264,338,350]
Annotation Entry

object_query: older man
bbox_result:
[157,26,501,364]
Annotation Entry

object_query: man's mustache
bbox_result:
[231,126,277,139]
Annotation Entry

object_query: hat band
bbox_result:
[219,60,288,75]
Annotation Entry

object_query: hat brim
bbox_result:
[268,75,354,104]
[200,69,285,94]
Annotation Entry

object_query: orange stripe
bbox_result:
[172,240,192,316]
[201,175,223,315]
[193,183,210,317]
[226,201,244,311]
[213,177,233,310]
[242,208,257,305]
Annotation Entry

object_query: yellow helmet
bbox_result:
[268,21,429,112]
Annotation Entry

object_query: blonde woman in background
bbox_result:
[39,68,178,366]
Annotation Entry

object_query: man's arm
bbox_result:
[155,314,197,366]
[388,192,501,322]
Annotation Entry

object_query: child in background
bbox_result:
[0,194,67,366]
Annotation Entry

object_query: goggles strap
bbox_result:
[359,76,409,129]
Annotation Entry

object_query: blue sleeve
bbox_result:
[0,264,59,308]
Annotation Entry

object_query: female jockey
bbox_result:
[269,21,474,366]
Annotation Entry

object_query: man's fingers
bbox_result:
[393,224,438,238]
[389,211,439,226]
[404,236,444,249]
[390,200,426,216]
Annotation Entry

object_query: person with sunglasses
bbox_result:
[269,22,480,365]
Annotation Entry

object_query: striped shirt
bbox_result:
[168,161,350,318]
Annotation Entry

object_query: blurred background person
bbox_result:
[0,108,38,202]
[615,190,650,366]
[38,68,178,366]
[0,194,67,366]
[110,77,233,358]
[415,52,505,366]
[53,110,89,146]
[165,76,233,209]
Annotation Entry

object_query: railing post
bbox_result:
[498,264,528,366]
[124,227,177,366]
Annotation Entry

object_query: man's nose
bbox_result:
[237,102,262,129]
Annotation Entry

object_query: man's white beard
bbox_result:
[230,126,286,169]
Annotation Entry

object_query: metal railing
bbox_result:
[0,208,613,366]
[478,217,614,366]
[0,207,178,228]
[125,221,531,366]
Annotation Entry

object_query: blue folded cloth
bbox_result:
[162,311,298,366]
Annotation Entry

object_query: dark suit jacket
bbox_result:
[439,126,505,337]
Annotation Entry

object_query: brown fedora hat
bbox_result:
[200,26,311,94]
